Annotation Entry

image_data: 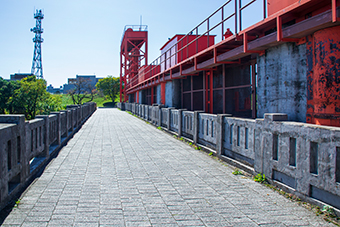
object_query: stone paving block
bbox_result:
[73,222,99,227]
[21,222,48,227]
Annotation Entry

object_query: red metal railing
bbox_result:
[125,0,267,92]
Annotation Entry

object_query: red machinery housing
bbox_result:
[120,26,148,102]
[306,26,340,126]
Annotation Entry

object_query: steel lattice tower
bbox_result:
[31,9,44,79]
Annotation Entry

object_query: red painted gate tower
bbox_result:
[120,25,148,102]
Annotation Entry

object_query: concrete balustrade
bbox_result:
[118,102,340,211]
[0,102,96,210]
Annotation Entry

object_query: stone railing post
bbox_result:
[0,115,28,183]
[146,105,150,122]
[216,114,232,156]
[158,105,164,127]
[77,106,81,127]
[80,105,84,122]
[193,111,204,144]
[50,112,61,146]
[167,108,175,130]
[254,113,288,174]
[60,110,68,136]
[69,109,74,132]
[178,109,186,138]
[141,104,145,119]
[35,115,50,158]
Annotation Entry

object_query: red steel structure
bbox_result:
[120,25,148,102]
[120,0,340,126]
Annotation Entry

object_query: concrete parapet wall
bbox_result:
[120,102,340,210]
[0,102,97,211]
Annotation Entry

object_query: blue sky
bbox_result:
[0,0,263,87]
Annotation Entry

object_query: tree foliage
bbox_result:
[0,78,19,114]
[68,78,96,105]
[96,76,120,103]
[0,76,62,120]
[10,76,49,119]
[37,93,62,116]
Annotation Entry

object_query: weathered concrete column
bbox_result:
[167,108,175,130]
[50,112,61,145]
[35,115,50,158]
[216,114,232,156]
[193,111,204,144]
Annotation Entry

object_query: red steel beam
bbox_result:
[276,16,300,42]
[210,70,213,113]
[332,0,340,22]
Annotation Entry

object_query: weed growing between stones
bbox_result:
[232,168,243,175]
[14,199,20,208]
[322,205,336,216]
[172,134,201,150]
[254,173,266,183]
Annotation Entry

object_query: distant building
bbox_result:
[62,75,103,94]
[10,73,34,81]
[46,84,63,94]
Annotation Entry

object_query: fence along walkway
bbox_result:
[2,108,333,226]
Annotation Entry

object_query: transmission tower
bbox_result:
[31,9,44,79]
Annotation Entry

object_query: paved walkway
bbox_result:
[2,109,334,226]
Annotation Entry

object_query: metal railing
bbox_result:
[121,25,148,44]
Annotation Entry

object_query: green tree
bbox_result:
[96,76,120,104]
[37,93,63,115]
[0,77,19,114]
[10,76,48,120]
[68,77,96,105]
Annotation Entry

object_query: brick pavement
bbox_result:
[1,108,335,226]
